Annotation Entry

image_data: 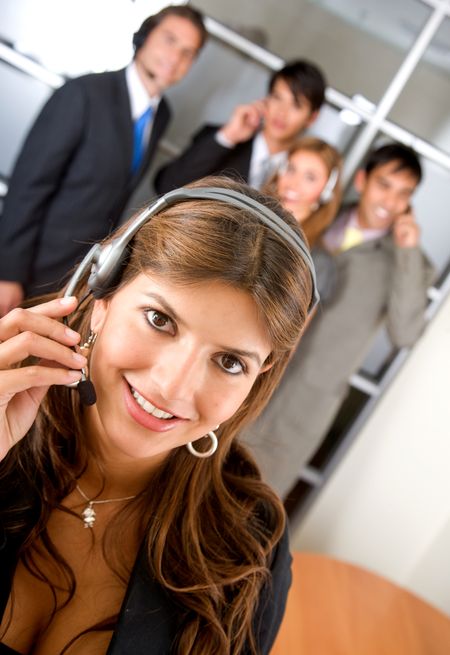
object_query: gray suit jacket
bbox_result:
[245,207,434,497]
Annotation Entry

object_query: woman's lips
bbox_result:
[122,380,185,433]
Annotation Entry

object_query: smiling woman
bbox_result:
[88,274,273,463]
[265,136,343,247]
[0,177,315,654]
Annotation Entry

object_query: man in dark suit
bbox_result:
[0,5,206,315]
[154,60,326,195]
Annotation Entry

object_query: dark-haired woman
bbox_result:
[0,178,315,654]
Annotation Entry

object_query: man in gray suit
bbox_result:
[246,143,434,498]
[0,5,206,315]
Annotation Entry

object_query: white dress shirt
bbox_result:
[215,129,287,190]
[126,62,161,146]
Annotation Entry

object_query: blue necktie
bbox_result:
[131,106,153,175]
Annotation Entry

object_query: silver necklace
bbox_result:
[76,484,136,529]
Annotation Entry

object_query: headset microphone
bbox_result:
[77,377,97,406]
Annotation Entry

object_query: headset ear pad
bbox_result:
[132,30,144,52]
[88,238,132,299]
[132,17,155,52]
[319,187,332,205]
[319,167,339,205]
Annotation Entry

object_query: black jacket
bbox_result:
[0,69,170,296]
[154,124,254,194]
[0,475,291,653]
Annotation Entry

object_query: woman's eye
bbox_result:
[217,353,246,375]
[145,310,174,334]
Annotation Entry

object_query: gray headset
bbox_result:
[319,167,339,204]
[64,186,319,310]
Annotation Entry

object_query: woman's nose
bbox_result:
[151,344,203,403]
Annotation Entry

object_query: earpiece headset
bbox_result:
[64,186,319,309]
[132,16,157,52]
[64,187,319,405]
[319,167,339,204]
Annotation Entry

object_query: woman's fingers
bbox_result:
[0,365,82,398]
[0,297,80,345]
[0,330,86,370]
[0,296,86,373]
[0,297,85,461]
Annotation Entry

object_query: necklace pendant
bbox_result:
[82,502,96,528]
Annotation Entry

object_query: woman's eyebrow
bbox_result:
[220,346,263,367]
[143,292,182,324]
[143,292,264,367]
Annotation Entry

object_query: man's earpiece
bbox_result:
[132,15,158,53]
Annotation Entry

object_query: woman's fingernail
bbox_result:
[66,370,82,382]
[65,327,79,340]
[72,352,87,364]
[60,296,77,305]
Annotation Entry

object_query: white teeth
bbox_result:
[374,207,390,219]
[131,388,174,419]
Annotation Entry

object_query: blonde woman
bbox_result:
[268,136,342,246]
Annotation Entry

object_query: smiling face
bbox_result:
[134,15,202,95]
[355,161,418,230]
[277,149,330,223]
[85,272,272,464]
[264,78,316,148]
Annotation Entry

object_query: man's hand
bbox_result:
[218,100,266,146]
[393,208,420,249]
[0,281,24,318]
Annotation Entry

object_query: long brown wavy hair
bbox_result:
[265,136,343,247]
[1,177,313,653]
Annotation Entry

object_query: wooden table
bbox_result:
[271,552,450,654]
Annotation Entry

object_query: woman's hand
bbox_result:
[0,296,86,461]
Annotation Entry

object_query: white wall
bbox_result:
[293,290,450,615]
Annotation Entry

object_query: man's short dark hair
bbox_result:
[268,60,326,113]
[133,5,207,53]
[364,143,422,184]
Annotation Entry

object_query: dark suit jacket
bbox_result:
[0,69,170,296]
[0,476,291,654]
[154,124,255,194]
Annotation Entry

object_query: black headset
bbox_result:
[132,16,157,52]
[64,187,319,309]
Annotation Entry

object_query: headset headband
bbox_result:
[64,186,319,310]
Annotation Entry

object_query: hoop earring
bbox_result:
[186,431,218,458]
